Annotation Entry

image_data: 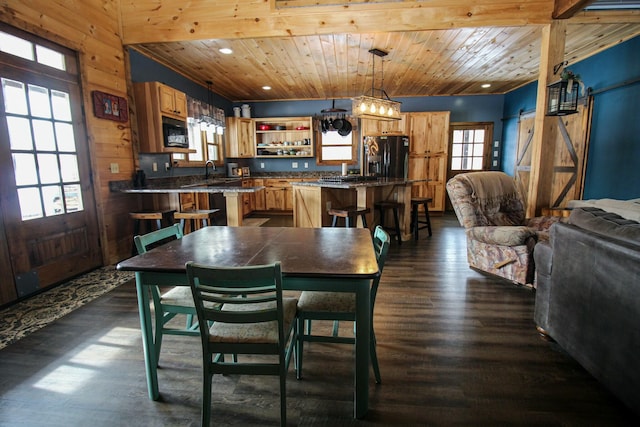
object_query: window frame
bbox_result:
[314,119,358,166]
[448,122,494,173]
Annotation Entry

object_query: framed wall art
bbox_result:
[92,90,128,122]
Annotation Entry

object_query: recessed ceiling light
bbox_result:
[219,48,233,55]
[481,83,491,88]
[262,86,271,90]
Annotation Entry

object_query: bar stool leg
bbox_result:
[411,204,420,240]
[424,202,432,237]
[392,207,401,245]
[377,206,385,229]
[360,213,368,229]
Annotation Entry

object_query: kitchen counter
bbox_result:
[291,178,425,239]
[117,178,264,227]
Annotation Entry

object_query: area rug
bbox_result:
[0,266,134,351]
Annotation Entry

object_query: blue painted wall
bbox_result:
[502,36,640,199]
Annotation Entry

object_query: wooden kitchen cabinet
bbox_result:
[133,81,191,154]
[264,178,290,211]
[158,83,187,119]
[284,179,304,211]
[254,117,313,158]
[252,178,266,211]
[225,117,255,158]
[407,111,450,212]
[242,180,253,216]
[360,114,408,136]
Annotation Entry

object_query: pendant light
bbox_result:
[352,48,401,121]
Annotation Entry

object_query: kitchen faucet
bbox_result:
[205,160,216,179]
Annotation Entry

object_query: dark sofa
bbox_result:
[534,207,640,414]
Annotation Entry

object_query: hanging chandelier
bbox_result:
[352,48,401,121]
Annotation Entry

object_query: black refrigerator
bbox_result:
[363,135,410,179]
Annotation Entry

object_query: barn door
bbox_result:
[514,99,593,210]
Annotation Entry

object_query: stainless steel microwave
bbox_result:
[162,117,189,148]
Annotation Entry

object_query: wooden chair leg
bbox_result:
[371,329,381,384]
[296,316,305,379]
[201,363,213,427]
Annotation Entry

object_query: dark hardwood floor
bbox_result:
[1,214,637,426]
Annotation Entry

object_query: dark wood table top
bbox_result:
[117,226,379,279]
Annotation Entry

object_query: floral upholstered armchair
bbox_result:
[446,171,560,287]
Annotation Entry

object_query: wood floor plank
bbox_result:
[0,213,637,426]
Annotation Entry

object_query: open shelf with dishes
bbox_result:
[255,116,314,158]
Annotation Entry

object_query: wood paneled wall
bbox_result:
[0,0,138,266]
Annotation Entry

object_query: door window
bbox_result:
[449,123,494,172]
[3,78,83,220]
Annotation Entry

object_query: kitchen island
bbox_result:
[120,179,264,226]
[292,177,425,241]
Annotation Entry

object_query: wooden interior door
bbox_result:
[0,32,101,303]
[408,112,450,212]
[515,99,593,210]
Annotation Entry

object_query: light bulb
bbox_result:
[369,103,376,113]
[379,105,386,115]
[359,102,367,112]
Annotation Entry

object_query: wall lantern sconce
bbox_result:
[352,48,402,121]
[546,63,582,116]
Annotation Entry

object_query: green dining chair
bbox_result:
[186,261,297,427]
[295,225,390,383]
[134,223,205,365]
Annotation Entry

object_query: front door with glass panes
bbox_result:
[0,25,100,301]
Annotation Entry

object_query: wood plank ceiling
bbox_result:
[121,1,640,102]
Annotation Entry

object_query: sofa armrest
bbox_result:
[467,225,537,246]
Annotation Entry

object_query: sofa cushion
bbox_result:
[569,207,640,247]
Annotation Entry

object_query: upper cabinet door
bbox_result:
[408,112,449,155]
[158,83,187,119]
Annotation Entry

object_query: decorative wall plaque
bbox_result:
[92,90,128,122]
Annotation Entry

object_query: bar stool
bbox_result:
[130,209,175,255]
[173,209,220,234]
[328,206,370,228]
[374,201,402,245]
[411,197,433,239]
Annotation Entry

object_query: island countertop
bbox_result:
[291,177,426,189]
[120,185,264,194]
[117,178,263,194]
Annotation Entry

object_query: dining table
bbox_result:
[116,225,379,419]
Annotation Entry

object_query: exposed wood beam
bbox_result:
[568,9,640,24]
[553,0,596,19]
[527,20,567,218]
[119,0,556,44]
